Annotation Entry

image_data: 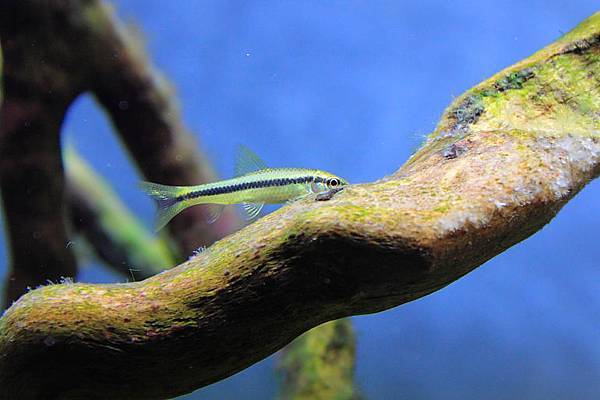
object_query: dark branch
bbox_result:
[0,0,91,305]
[279,319,362,400]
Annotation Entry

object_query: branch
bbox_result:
[0,11,598,400]
[65,147,176,279]
[0,2,79,304]
[279,319,361,400]
[84,0,240,254]
[64,142,360,396]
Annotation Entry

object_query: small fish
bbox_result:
[140,146,348,230]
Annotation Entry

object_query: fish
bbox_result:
[140,145,348,230]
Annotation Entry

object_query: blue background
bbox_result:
[2,1,599,399]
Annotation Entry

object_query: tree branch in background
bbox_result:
[0,0,82,304]
[65,147,175,280]
[0,11,597,400]
[279,319,362,400]
[86,0,240,255]
[0,0,240,308]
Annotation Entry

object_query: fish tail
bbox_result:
[139,181,189,231]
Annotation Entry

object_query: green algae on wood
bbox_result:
[406,13,599,170]
[279,319,361,400]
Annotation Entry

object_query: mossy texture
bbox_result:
[0,11,598,400]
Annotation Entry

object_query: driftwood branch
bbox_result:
[0,10,598,400]
[64,143,359,398]
[0,0,80,304]
[279,319,361,400]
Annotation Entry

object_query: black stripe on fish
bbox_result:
[178,175,319,201]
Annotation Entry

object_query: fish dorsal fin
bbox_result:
[242,202,264,220]
[235,145,268,177]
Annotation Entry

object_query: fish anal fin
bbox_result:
[235,145,268,177]
[242,202,264,220]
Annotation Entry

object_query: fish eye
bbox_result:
[329,178,340,187]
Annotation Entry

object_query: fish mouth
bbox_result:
[315,187,345,201]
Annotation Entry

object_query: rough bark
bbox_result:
[64,143,360,398]
[63,144,362,400]
[0,10,597,400]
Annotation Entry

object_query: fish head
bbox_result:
[311,170,349,193]
[324,175,349,190]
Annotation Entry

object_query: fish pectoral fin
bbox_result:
[286,194,310,205]
[234,145,268,177]
[206,204,225,224]
[242,202,264,220]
